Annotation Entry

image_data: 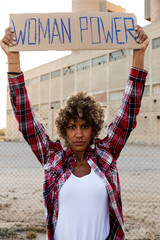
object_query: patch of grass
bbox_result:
[24,225,46,233]
[26,231,37,239]
[0,225,46,239]
[0,228,18,239]
[35,226,46,233]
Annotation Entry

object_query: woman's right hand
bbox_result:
[0,27,21,73]
[0,27,17,56]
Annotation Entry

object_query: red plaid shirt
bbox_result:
[9,67,148,240]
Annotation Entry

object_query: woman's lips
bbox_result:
[74,141,85,146]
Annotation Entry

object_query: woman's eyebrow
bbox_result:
[67,122,75,125]
[81,122,88,125]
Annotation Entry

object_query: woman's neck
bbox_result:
[76,153,85,162]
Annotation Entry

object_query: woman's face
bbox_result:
[66,118,92,156]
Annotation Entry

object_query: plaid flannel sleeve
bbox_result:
[8,73,52,166]
[105,67,148,161]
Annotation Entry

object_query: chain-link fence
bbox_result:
[0,103,160,240]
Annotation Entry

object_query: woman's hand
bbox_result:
[0,27,17,56]
[135,25,150,52]
[132,25,150,70]
[0,27,21,74]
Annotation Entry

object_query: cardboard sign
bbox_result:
[9,12,140,51]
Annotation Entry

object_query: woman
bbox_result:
[1,25,149,240]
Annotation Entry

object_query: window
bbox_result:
[31,77,39,85]
[109,91,124,101]
[40,103,49,110]
[51,101,61,109]
[40,73,50,82]
[109,50,126,62]
[92,55,107,67]
[152,37,160,49]
[92,92,107,102]
[143,85,150,96]
[25,80,30,86]
[77,60,90,72]
[33,105,39,111]
[51,70,61,78]
[62,99,66,106]
[153,84,160,95]
[129,50,133,56]
[63,65,75,75]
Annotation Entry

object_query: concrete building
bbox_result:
[72,0,125,13]
[145,0,160,23]
[6,0,160,145]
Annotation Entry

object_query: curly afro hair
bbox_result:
[55,92,105,145]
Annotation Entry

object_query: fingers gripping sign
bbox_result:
[0,27,17,55]
[0,27,21,74]
[134,25,150,51]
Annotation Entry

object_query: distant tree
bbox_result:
[0,129,5,136]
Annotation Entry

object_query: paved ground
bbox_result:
[0,141,160,239]
[0,141,160,170]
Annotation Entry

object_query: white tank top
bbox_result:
[54,168,110,240]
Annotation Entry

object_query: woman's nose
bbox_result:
[75,127,83,137]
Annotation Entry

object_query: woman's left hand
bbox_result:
[135,25,150,52]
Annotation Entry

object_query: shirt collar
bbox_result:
[66,145,97,171]
[66,145,75,158]
[66,144,93,160]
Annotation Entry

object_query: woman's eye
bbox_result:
[68,125,75,129]
[82,125,89,129]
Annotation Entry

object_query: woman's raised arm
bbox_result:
[0,27,21,75]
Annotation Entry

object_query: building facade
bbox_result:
[6,1,160,145]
